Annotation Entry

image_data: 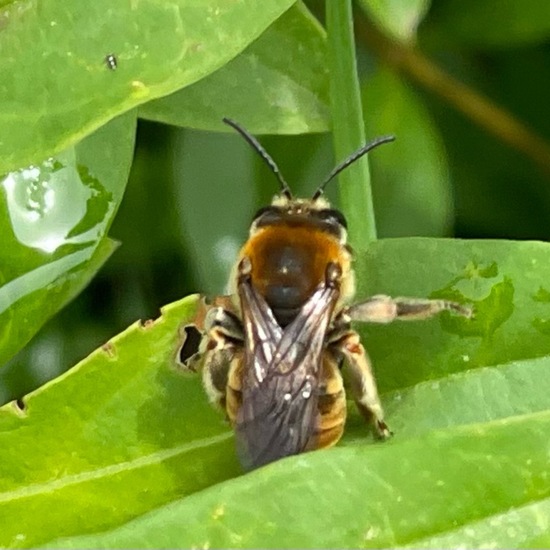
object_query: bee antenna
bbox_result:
[223,117,293,199]
[312,135,395,200]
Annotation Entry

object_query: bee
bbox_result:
[181,118,472,470]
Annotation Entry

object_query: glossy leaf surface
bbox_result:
[0,112,136,368]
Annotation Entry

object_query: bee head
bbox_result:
[222,117,394,243]
[249,195,348,242]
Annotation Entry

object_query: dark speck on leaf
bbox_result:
[105,53,118,70]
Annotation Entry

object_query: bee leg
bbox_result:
[328,327,391,440]
[202,346,237,413]
[202,307,244,411]
[347,295,472,323]
[204,306,244,341]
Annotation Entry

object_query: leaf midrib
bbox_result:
[0,431,231,504]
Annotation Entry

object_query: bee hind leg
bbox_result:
[202,307,244,412]
[328,327,391,440]
[204,306,244,341]
[347,295,472,323]
[328,295,471,439]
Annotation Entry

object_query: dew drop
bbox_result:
[1,156,113,253]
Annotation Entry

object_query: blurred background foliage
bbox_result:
[1,0,550,405]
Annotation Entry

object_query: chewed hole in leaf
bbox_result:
[140,318,155,329]
[177,325,202,369]
[12,397,27,416]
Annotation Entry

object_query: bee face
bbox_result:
[251,195,348,242]
[180,119,471,470]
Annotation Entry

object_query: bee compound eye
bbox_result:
[252,206,281,226]
[316,208,348,230]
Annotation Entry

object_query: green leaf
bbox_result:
[356,238,550,391]
[358,0,431,43]
[0,239,117,370]
[45,412,550,548]
[327,0,377,247]
[0,0,296,174]
[363,69,453,237]
[0,112,136,367]
[0,296,238,549]
[5,238,550,548]
[140,3,330,134]
[380,356,550,438]
[422,0,550,48]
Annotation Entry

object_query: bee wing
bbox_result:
[237,278,338,470]
[238,272,283,384]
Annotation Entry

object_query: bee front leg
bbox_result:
[328,324,391,440]
[201,307,244,411]
[348,295,472,323]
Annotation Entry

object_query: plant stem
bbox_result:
[357,16,550,179]
[326,0,376,248]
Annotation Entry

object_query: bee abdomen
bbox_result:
[226,354,346,454]
[311,387,346,450]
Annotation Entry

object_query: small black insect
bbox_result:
[105,54,118,70]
